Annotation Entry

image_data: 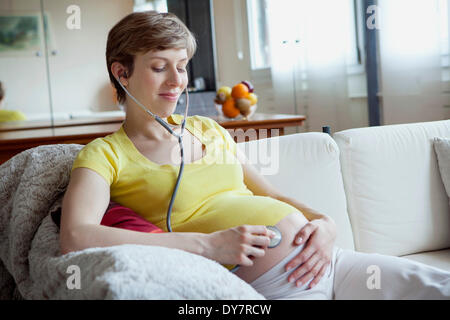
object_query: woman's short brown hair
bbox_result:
[106,11,197,104]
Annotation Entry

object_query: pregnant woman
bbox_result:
[60,11,450,299]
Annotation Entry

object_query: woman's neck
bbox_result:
[122,107,179,143]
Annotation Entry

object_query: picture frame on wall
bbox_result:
[0,12,55,57]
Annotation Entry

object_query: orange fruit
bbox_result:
[222,98,240,118]
[231,83,249,99]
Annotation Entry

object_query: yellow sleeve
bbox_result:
[199,116,238,156]
[71,139,118,185]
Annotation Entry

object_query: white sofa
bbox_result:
[239,119,450,271]
[1,118,448,299]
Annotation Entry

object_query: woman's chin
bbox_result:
[160,110,177,119]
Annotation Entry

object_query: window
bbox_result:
[246,0,362,70]
[246,0,271,70]
[439,0,449,57]
[133,0,168,13]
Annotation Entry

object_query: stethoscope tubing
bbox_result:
[116,75,189,232]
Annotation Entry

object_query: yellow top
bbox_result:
[0,110,26,122]
[72,115,298,270]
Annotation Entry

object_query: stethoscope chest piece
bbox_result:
[266,225,282,248]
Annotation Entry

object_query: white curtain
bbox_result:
[378,0,450,124]
[266,0,353,132]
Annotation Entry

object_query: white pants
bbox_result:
[249,245,450,300]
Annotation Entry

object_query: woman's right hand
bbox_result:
[205,225,276,266]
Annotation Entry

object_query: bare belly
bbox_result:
[233,211,308,283]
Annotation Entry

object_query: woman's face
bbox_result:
[126,48,189,118]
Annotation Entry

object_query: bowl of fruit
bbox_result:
[214,80,258,120]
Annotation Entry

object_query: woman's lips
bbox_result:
[159,93,179,101]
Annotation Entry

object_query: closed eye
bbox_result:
[152,67,186,73]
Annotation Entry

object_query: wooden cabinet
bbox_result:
[0,113,305,165]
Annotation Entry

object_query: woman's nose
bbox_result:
[166,67,183,87]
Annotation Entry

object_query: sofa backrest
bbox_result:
[334,120,450,256]
[238,132,355,250]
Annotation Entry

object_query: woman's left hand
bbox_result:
[284,217,336,289]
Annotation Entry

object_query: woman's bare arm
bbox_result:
[60,168,209,255]
[60,168,272,266]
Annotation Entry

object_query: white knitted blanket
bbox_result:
[0,144,264,300]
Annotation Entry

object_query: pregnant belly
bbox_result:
[233,211,309,283]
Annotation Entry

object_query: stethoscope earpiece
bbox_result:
[118,74,127,87]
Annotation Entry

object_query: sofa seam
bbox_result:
[340,136,361,251]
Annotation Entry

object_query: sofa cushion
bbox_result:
[433,137,450,207]
[402,249,450,272]
[238,132,355,250]
[334,120,450,256]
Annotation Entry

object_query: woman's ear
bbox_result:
[111,62,128,86]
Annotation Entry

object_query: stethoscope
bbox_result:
[115,73,282,253]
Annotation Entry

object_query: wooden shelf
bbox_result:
[0,113,305,165]
[0,115,126,132]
